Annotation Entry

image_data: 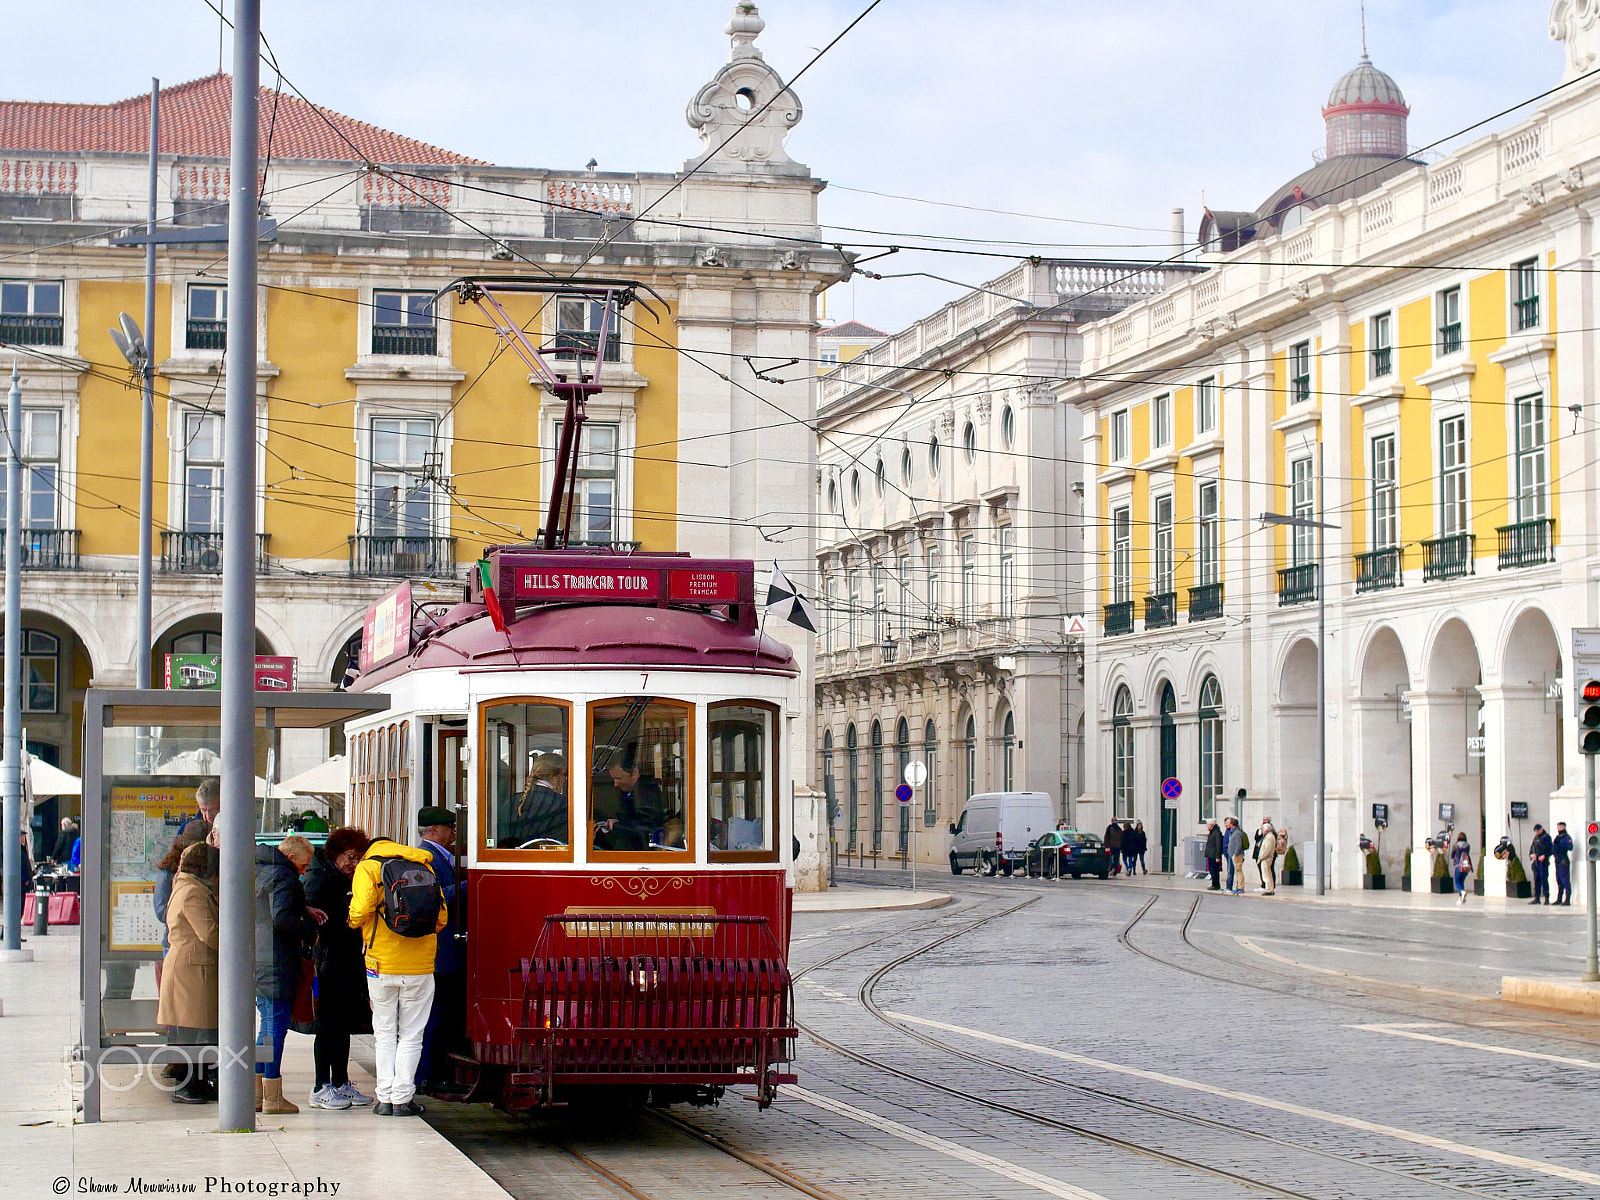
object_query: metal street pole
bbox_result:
[1316,441,1326,897]
[217,0,261,1133]
[137,80,157,691]
[2,363,28,959]
[1585,753,1598,981]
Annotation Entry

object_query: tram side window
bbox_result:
[590,698,690,853]
[484,702,570,851]
[707,702,775,857]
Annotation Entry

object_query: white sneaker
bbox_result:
[335,1082,372,1106]
[309,1084,352,1110]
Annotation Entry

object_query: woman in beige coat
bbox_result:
[157,842,220,1104]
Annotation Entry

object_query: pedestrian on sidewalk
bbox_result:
[348,836,447,1117]
[1204,820,1223,890]
[1528,824,1553,905]
[416,807,469,1100]
[153,821,210,994]
[1450,833,1474,905]
[1224,818,1246,894]
[50,817,78,865]
[1103,820,1124,877]
[1553,822,1574,906]
[254,834,325,1115]
[157,842,220,1104]
[299,828,373,1111]
[1254,820,1278,894]
[1131,820,1149,874]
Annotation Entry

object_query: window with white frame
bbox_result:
[554,296,620,361]
[1370,312,1393,378]
[1110,409,1130,463]
[897,554,912,635]
[874,457,885,498]
[0,408,60,527]
[186,284,227,351]
[960,535,977,622]
[1197,675,1223,821]
[0,280,63,346]
[928,436,942,478]
[1198,481,1220,585]
[1371,433,1397,548]
[1512,257,1540,332]
[1153,494,1173,594]
[1001,405,1016,448]
[872,565,886,643]
[1515,394,1548,523]
[1438,286,1462,355]
[0,629,60,713]
[1152,393,1171,449]
[1112,686,1133,819]
[372,290,436,356]
[370,417,438,539]
[962,421,976,464]
[1290,341,1311,404]
[998,526,1015,618]
[182,410,224,532]
[901,447,913,488]
[1439,415,1468,536]
[1112,505,1132,603]
[554,421,620,545]
[824,576,838,654]
[925,546,941,626]
[1196,376,1218,434]
[847,569,862,646]
[1290,455,1315,564]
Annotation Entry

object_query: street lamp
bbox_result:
[1260,444,1339,896]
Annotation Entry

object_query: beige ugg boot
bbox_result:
[261,1076,298,1114]
[254,1073,264,1112]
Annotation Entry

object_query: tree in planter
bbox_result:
[1402,846,1412,891]
[1474,850,1485,896]
[1362,846,1386,890]
[1506,852,1531,899]
[1430,850,1453,894]
[1282,844,1302,884]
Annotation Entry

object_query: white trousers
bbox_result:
[367,972,435,1105]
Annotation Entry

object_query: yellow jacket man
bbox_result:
[348,838,447,1115]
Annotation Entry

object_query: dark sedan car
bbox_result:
[1025,830,1112,879]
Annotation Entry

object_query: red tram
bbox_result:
[342,277,800,1109]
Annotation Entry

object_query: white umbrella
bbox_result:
[152,748,272,799]
[27,755,81,798]
[279,754,347,798]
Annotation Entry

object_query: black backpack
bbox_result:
[375,854,441,938]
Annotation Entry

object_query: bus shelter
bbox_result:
[78,688,388,1122]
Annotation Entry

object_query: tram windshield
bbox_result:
[707,702,775,856]
[485,701,570,850]
[589,697,690,853]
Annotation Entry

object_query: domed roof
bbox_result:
[1256,152,1421,228]
[1325,55,1407,111]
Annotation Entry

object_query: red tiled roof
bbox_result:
[0,74,482,165]
[820,320,888,339]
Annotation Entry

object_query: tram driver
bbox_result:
[593,744,667,851]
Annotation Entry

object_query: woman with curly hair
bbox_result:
[297,827,374,1109]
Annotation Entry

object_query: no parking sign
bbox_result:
[1161,777,1182,810]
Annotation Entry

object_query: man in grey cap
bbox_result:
[416,807,468,1097]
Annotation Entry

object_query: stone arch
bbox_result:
[1495,605,1562,847]
[7,608,98,781]
[1422,616,1484,855]
[12,593,110,685]
[1276,637,1319,838]
[1356,624,1411,875]
[1184,651,1223,709]
[316,613,371,684]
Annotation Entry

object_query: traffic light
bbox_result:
[1588,820,1600,862]
[1581,681,1600,754]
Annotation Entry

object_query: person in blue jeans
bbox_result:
[1450,833,1474,905]
[254,835,325,1114]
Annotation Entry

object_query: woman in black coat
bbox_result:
[296,828,373,1109]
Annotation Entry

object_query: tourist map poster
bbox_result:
[106,780,197,952]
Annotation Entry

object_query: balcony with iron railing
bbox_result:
[1422,532,1474,581]
[1277,563,1319,606]
[1438,322,1462,355]
[1514,294,1540,332]
[185,319,227,351]
[1355,546,1402,593]
[0,528,78,569]
[348,534,458,578]
[1496,518,1554,570]
[1103,600,1134,637]
[0,314,63,346]
[1144,591,1176,630]
[161,531,269,574]
[371,324,437,356]
[1369,346,1392,377]
[1188,581,1223,622]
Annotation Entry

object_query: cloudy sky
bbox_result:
[5,1,1565,331]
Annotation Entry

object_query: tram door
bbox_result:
[437,728,467,813]
[1158,684,1177,872]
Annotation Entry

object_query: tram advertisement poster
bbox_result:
[107,780,197,952]
[361,580,413,672]
[163,654,299,691]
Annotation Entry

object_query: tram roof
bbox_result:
[353,598,798,689]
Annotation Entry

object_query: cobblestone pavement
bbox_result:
[426,870,1600,1200]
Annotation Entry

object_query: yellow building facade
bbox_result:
[0,9,844,828]
[1061,17,1600,897]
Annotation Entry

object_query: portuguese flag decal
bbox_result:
[479,559,507,632]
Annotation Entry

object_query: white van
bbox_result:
[948,791,1055,876]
